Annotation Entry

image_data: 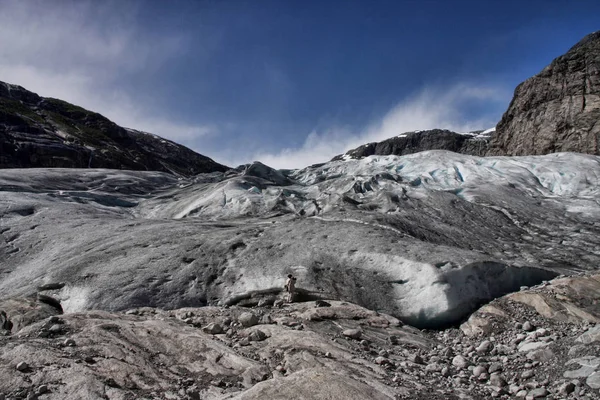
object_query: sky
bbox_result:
[0,0,599,169]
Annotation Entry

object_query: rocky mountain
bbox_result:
[337,32,600,161]
[332,129,493,161]
[488,31,600,156]
[0,81,228,176]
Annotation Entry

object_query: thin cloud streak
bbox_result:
[252,84,507,169]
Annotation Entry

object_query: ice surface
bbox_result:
[1,151,599,327]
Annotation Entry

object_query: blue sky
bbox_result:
[0,0,598,168]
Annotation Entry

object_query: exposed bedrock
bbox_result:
[488,31,600,156]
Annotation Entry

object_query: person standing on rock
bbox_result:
[284,274,297,303]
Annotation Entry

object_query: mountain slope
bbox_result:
[332,129,493,161]
[0,81,228,176]
[488,31,600,156]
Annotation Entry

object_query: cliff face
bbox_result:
[488,31,600,156]
[332,129,491,161]
[0,81,228,176]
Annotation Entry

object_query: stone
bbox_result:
[63,338,76,347]
[522,321,534,332]
[315,300,331,307]
[16,361,29,371]
[375,356,389,365]
[586,371,600,389]
[202,323,223,335]
[526,348,553,362]
[452,355,470,369]
[518,342,549,353]
[577,325,600,344]
[472,365,487,377]
[260,314,273,324]
[521,370,535,379]
[489,373,507,388]
[525,388,549,399]
[476,340,493,354]
[273,299,284,308]
[36,385,48,395]
[238,312,259,328]
[408,354,424,364]
[564,356,600,379]
[488,362,503,374]
[342,328,362,340]
[248,329,267,342]
[558,382,576,395]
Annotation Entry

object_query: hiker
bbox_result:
[284,274,297,303]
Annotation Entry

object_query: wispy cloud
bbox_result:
[252,83,507,169]
[0,0,213,142]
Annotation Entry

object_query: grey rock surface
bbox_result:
[488,31,600,156]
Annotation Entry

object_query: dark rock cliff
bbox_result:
[488,31,600,156]
[0,81,228,176]
[332,129,491,161]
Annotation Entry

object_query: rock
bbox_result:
[202,323,223,334]
[375,356,389,365]
[564,356,600,379]
[586,371,600,389]
[439,347,453,358]
[488,362,503,374]
[315,300,331,307]
[273,300,284,308]
[516,389,528,398]
[576,325,600,344]
[521,370,535,379]
[472,365,487,377]
[238,312,259,328]
[388,335,398,345]
[489,373,507,388]
[248,329,267,342]
[526,348,553,362]
[522,321,534,332]
[342,328,362,340]
[558,381,576,395]
[525,388,549,399]
[488,32,600,157]
[36,385,48,395]
[518,342,549,353]
[0,310,12,331]
[16,361,29,371]
[441,367,450,377]
[260,314,273,324]
[63,338,76,347]
[452,355,470,369]
[476,340,493,354]
[408,354,424,365]
[257,297,275,307]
